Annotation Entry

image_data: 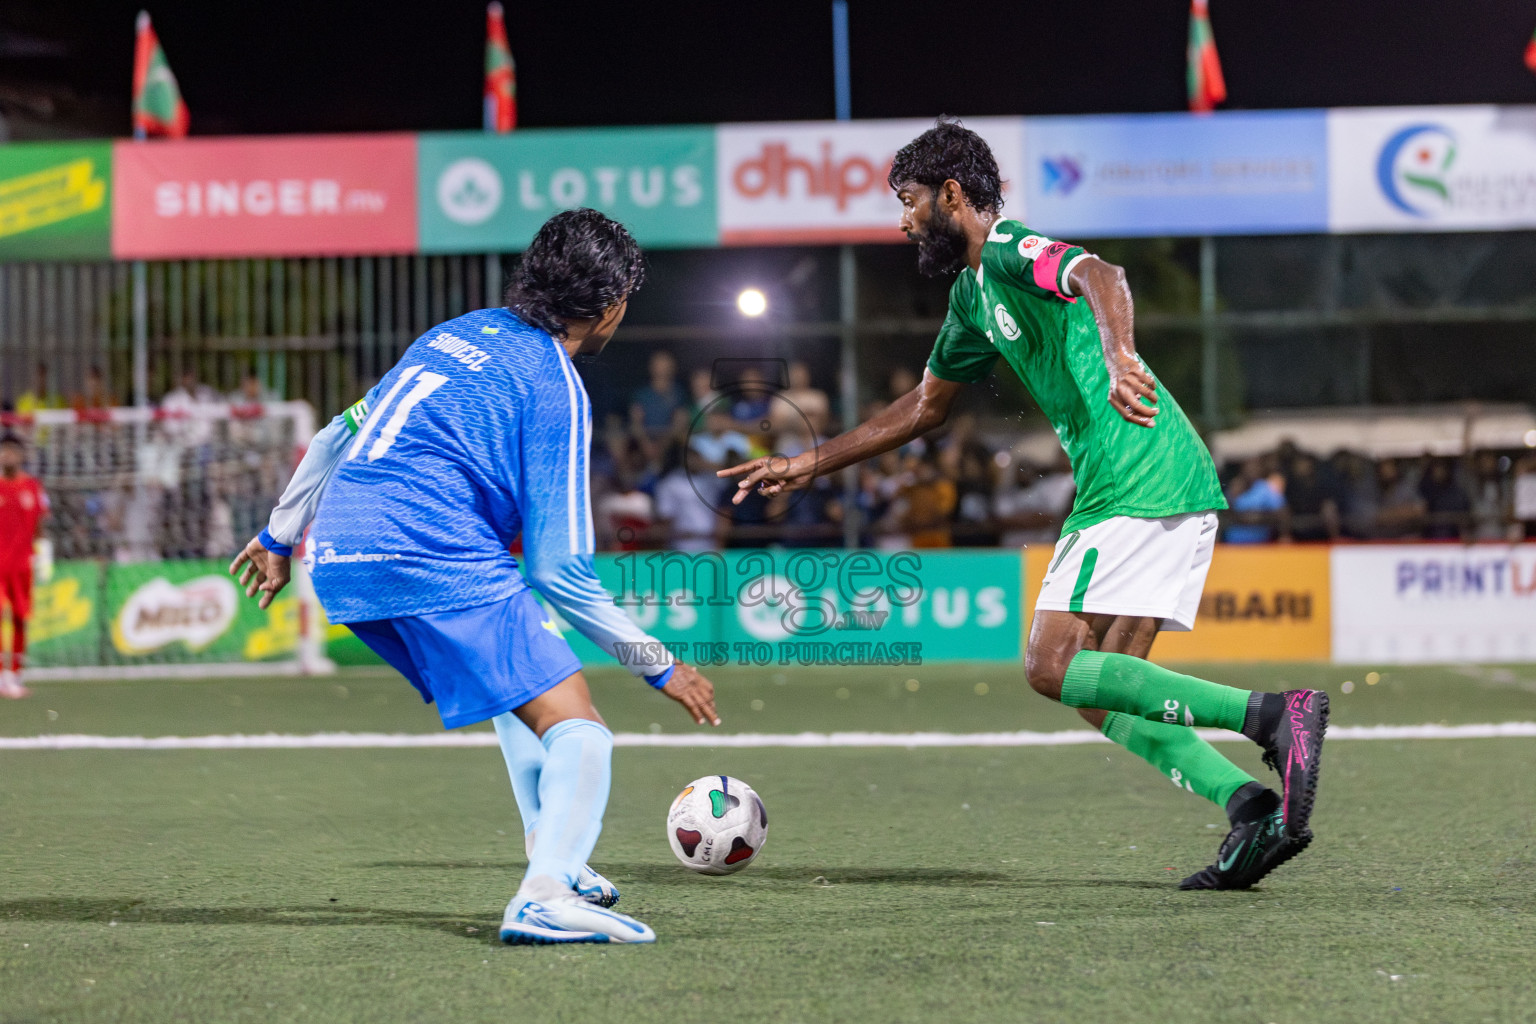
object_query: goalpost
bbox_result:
[9,401,333,680]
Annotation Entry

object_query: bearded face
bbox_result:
[909,199,969,278]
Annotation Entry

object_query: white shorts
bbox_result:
[1035,512,1219,631]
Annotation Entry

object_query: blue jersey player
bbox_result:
[230,210,720,945]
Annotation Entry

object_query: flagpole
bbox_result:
[131,13,150,408]
[483,2,506,308]
[832,0,859,550]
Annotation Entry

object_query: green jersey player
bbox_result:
[720,118,1328,890]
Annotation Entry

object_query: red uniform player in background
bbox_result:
[0,432,49,698]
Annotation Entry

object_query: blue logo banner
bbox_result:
[1022,110,1329,238]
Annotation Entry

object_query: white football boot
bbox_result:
[500,876,654,945]
[524,832,619,907]
[574,864,620,908]
[0,670,29,699]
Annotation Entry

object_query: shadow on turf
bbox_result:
[0,898,501,944]
[359,861,1172,890]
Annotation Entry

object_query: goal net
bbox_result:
[6,401,331,679]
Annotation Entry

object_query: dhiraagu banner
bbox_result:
[0,141,112,260]
[417,126,716,252]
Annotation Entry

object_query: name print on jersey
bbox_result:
[427,331,493,372]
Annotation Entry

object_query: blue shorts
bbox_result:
[346,589,582,730]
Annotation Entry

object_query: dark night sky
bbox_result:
[3,1,1536,135]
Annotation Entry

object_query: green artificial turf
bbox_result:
[1,664,1534,1023]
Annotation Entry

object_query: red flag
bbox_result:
[1187,0,1227,114]
[132,11,189,138]
[484,2,516,132]
[1525,23,1536,74]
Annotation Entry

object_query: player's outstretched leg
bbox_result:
[1051,651,1328,838]
[493,712,621,908]
[500,717,653,945]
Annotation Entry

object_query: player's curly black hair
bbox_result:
[887,116,1004,215]
[503,208,645,337]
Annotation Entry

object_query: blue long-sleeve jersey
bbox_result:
[267,306,671,678]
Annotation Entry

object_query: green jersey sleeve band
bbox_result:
[342,397,370,435]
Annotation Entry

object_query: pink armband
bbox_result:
[1031,241,1077,302]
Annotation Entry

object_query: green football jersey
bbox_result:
[927,218,1226,534]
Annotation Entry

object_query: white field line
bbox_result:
[1,723,1534,751]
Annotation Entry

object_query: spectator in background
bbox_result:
[1375,457,1427,538]
[1469,452,1517,541]
[730,366,773,429]
[994,452,1075,549]
[768,361,829,452]
[687,367,718,418]
[227,372,279,409]
[15,362,64,415]
[689,408,752,469]
[894,451,957,549]
[629,350,686,438]
[1511,454,1536,538]
[161,368,221,449]
[1331,450,1380,539]
[1283,453,1339,541]
[887,366,918,403]
[653,439,722,553]
[1225,458,1286,543]
[1419,456,1470,539]
[71,365,112,414]
[596,463,655,552]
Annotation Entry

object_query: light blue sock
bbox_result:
[492,712,544,837]
[524,719,613,890]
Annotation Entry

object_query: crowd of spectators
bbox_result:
[588,350,1536,552]
[8,355,1536,559]
[1218,441,1536,544]
[5,362,295,563]
[588,353,1084,551]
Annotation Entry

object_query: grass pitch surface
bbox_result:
[1,662,1534,1023]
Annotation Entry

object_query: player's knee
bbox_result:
[1023,646,1069,700]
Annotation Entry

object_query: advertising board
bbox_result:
[0,141,112,260]
[1023,544,1331,663]
[25,559,299,668]
[1328,105,1536,232]
[1331,544,1536,663]
[418,127,716,252]
[112,134,417,258]
[715,117,1025,245]
[1022,110,1328,238]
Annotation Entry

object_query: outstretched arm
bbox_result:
[229,395,372,608]
[717,370,964,504]
[1068,257,1158,428]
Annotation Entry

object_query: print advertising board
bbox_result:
[1022,110,1329,238]
[112,134,417,258]
[1327,105,1536,232]
[418,127,716,252]
[715,117,1026,245]
[1331,545,1536,663]
[0,141,112,260]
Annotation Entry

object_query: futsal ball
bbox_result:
[666,775,768,875]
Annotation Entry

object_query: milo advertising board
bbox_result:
[24,560,299,668]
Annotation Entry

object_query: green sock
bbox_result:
[1099,711,1256,809]
[1061,650,1251,733]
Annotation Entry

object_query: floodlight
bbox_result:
[737,288,768,317]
